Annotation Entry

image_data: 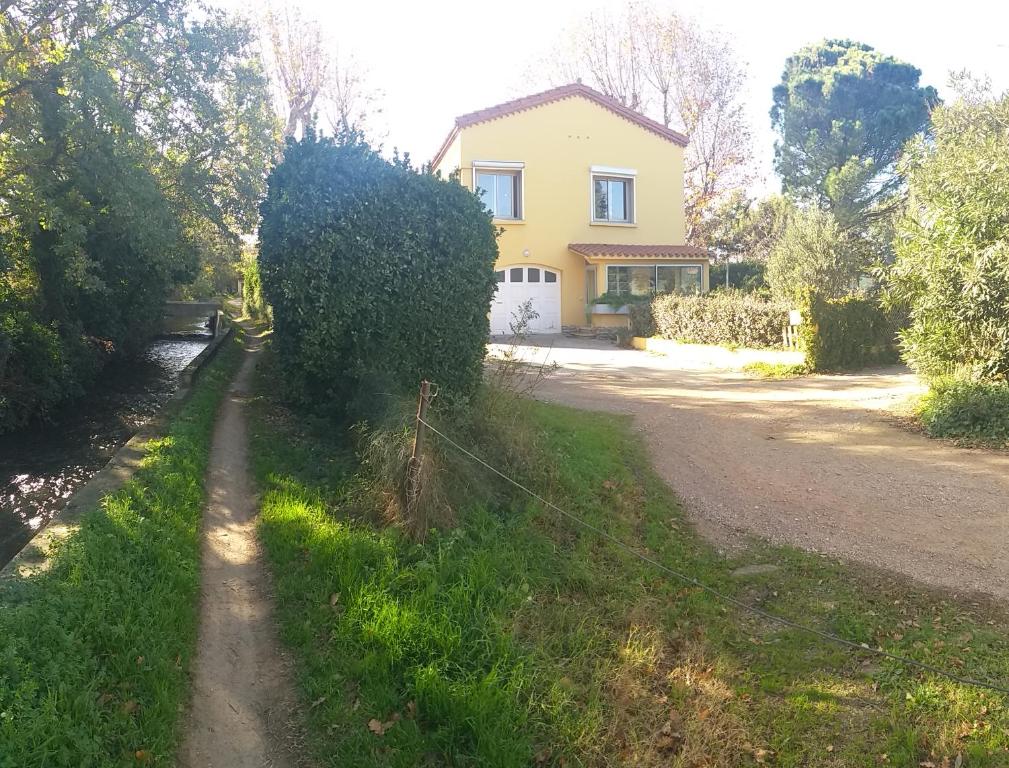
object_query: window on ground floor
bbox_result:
[607,264,702,297]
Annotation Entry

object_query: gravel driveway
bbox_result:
[493,336,1009,600]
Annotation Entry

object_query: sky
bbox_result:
[227,0,1009,195]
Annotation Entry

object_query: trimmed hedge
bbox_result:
[258,133,498,411]
[798,290,901,372]
[650,291,789,349]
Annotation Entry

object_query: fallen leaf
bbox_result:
[827,744,834,752]
[955,754,963,768]
[97,693,113,707]
[405,700,417,719]
[135,656,144,666]
[329,593,340,607]
[368,718,385,736]
[919,761,936,768]
[121,699,139,715]
[310,695,327,709]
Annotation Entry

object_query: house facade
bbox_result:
[432,83,710,334]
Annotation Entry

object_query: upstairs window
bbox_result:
[592,168,635,223]
[474,162,523,220]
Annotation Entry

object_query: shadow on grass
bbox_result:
[249,347,1009,768]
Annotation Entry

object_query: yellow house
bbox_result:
[432,82,709,334]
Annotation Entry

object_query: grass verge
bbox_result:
[251,349,1009,768]
[0,334,242,768]
[742,361,808,379]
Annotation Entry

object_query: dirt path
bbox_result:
[178,328,303,768]
[502,337,1009,601]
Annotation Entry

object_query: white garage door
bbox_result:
[490,265,561,335]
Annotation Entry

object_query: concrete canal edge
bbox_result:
[0,321,236,581]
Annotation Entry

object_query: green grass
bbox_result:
[742,361,809,379]
[250,351,1009,767]
[0,336,243,768]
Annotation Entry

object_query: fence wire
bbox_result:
[418,415,1009,698]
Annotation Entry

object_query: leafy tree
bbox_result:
[771,40,937,228]
[885,87,1009,381]
[0,0,277,430]
[700,192,794,262]
[766,207,863,301]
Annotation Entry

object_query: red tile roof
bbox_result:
[569,243,709,260]
[431,83,689,168]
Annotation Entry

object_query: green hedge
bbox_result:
[916,378,1009,445]
[258,133,498,412]
[798,290,901,372]
[650,291,789,348]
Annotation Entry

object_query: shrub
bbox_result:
[798,290,901,372]
[916,378,1009,445]
[650,291,789,348]
[0,310,106,432]
[258,133,498,412]
[627,303,655,337]
[886,93,1009,382]
[766,207,863,301]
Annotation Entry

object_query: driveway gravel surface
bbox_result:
[492,336,1009,600]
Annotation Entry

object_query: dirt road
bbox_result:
[179,328,303,768]
[499,337,1009,600]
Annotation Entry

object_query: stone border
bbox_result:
[1,321,236,580]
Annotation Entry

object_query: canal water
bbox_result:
[0,327,212,566]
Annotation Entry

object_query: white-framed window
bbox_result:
[474,161,523,220]
[607,264,702,297]
[591,166,636,224]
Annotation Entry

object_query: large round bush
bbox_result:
[258,134,499,411]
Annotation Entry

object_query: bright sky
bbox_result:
[227,0,1009,195]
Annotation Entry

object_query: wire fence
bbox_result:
[417,414,1009,698]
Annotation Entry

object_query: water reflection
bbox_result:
[0,336,210,565]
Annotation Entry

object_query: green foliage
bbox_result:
[709,260,767,293]
[651,291,789,348]
[766,207,863,300]
[885,91,1009,382]
[0,0,277,431]
[627,303,655,337]
[250,355,1009,767]
[916,378,1009,446]
[0,338,241,767]
[770,39,937,227]
[258,133,498,411]
[798,290,901,372]
[700,192,795,263]
[590,291,653,306]
[240,249,269,321]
